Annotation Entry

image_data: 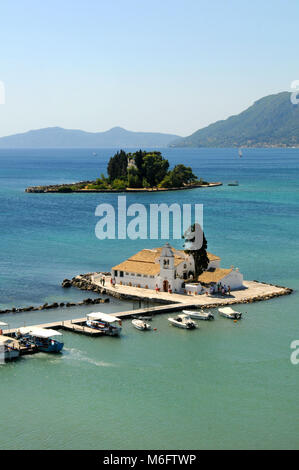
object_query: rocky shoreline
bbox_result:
[0,275,109,315]
[68,273,174,304]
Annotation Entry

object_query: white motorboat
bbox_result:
[218,307,242,320]
[0,336,20,362]
[132,319,151,331]
[168,314,197,329]
[182,309,214,320]
[86,312,122,336]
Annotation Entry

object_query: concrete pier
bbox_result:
[70,273,293,308]
[4,302,202,337]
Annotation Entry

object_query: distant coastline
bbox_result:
[171,92,299,148]
[170,143,299,149]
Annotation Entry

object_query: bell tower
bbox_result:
[159,243,175,275]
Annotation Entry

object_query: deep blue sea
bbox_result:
[0,148,298,449]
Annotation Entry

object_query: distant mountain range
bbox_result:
[0,126,180,148]
[2,92,298,149]
[171,92,299,148]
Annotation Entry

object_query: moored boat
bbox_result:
[182,309,214,320]
[18,327,64,353]
[132,319,151,331]
[0,335,20,362]
[168,314,197,329]
[218,307,242,320]
[86,312,122,336]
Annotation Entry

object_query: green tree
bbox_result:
[159,164,198,188]
[158,173,173,188]
[128,173,141,188]
[142,153,169,186]
[142,177,150,188]
[170,164,197,186]
[107,150,128,182]
[134,149,146,176]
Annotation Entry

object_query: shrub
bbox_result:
[111,179,127,190]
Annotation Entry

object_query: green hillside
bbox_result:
[171,92,299,147]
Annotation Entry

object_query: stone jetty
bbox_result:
[0,290,109,315]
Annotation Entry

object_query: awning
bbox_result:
[19,327,63,339]
[0,336,19,346]
[87,312,121,323]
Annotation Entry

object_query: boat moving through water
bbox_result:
[18,327,64,353]
[132,319,151,331]
[182,310,214,320]
[218,307,242,320]
[168,314,197,329]
[86,312,122,336]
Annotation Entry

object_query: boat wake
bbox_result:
[63,347,116,368]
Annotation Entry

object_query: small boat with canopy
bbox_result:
[86,312,122,336]
[18,327,64,353]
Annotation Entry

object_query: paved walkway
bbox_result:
[92,274,289,307]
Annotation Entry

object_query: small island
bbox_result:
[25,150,222,193]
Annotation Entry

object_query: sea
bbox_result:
[0,147,298,450]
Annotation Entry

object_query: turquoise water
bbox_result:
[0,148,299,449]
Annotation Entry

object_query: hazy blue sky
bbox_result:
[0,0,298,137]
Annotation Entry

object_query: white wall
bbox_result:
[112,269,186,293]
[112,271,157,289]
[185,283,203,294]
[221,269,244,290]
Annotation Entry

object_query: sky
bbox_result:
[0,0,298,137]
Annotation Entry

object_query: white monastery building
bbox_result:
[111,243,243,293]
